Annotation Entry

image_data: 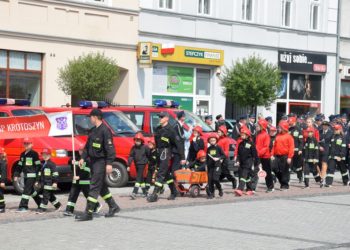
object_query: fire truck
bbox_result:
[43,101,151,188]
[0,99,84,193]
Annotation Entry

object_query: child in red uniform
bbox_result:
[256,119,274,192]
[271,121,295,190]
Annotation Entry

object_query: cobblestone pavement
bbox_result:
[0,173,349,250]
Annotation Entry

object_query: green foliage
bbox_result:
[58,52,119,100]
[221,55,281,111]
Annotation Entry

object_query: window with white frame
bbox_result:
[310,0,320,30]
[282,0,292,27]
[198,0,211,15]
[242,0,253,21]
[159,0,173,10]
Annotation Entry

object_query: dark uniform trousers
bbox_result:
[171,153,182,175]
[40,187,60,210]
[66,183,90,212]
[133,164,147,194]
[326,159,349,185]
[0,188,4,209]
[274,155,290,189]
[304,162,319,187]
[208,165,222,194]
[221,158,237,189]
[86,159,115,214]
[154,148,173,189]
[146,165,156,190]
[19,177,41,209]
[292,152,303,181]
[237,159,254,191]
[260,158,274,190]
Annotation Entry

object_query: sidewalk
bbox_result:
[0,174,349,224]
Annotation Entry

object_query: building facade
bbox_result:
[339,0,350,114]
[138,0,338,122]
[0,0,139,106]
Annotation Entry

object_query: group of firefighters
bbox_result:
[0,109,349,220]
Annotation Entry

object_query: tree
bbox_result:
[221,55,281,113]
[57,52,119,103]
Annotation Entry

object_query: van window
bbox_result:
[0,112,9,117]
[123,112,144,130]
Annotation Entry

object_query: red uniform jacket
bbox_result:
[256,130,271,159]
[272,132,295,158]
[302,127,320,142]
[218,136,236,158]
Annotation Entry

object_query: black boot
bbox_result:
[232,178,237,189]
[167,183,177,200]
[218,187,224,197]
[75,212,93,221]
[147,186,160,202]
[141,187,148,197]
[105,197,120,218]
[75,200,95,221]
[130,187,139,200]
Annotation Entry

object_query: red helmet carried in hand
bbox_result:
[196,150,206,160]
[218,125,228,136]
[134,132,145,142]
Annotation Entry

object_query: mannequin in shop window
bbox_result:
[303,76,313,100]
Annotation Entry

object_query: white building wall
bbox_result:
[139,0,339,119]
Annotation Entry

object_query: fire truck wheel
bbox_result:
[105,162,128,187]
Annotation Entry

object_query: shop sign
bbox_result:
[150,43,224,66]
[278,50,327,74]
[138,42,152,66]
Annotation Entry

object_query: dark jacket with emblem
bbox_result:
[128,144,150,166]
[172,121,185,157]
[187,137,205,163]
[237,139,260,168]
[207,144,225,169]
[155,123,185,160]
[289,126,303,152]
[303,137,319,163]
[37,159,59,187]
[69,155,91,185]
[82,123,116,165]
[14,150,41,178]
[329,134,347,160]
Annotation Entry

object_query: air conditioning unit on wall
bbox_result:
[344,66,350,78]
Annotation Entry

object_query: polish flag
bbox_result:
[161,43,175,54]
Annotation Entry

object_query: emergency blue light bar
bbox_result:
[154,99,179,108]
[79,100,108,109]
[0,98,31,106]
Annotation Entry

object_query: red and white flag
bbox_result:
[0,111,73,139]
[161,43,175,54]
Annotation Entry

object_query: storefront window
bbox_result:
[340,81,350,114]
[289,74,321,101]
[277,73,287,99]
[0,50,42,106]
[196,100,209,117]
[289,102,320,116]
[9,72,41,106]
[196,69,210,95]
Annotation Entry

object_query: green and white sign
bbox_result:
[152,95,193,112]
[185,50,221,60]
[167,66,193,94]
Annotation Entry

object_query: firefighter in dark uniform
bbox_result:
[76,109,120,221]
[147,112,186,202]
[289,117,304,183]
[247,114,257,142]
[319,121,333,186]
[172,111,186,174]
[14,138,42,212]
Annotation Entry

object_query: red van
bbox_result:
[43,101,151,187]
[0,100,84,193]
